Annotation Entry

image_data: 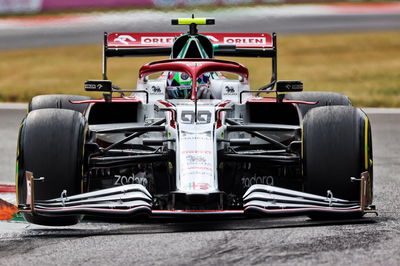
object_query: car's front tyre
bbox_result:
[302,106,373,219]
[17,109,87,226]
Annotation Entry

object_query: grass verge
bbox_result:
[0,31,399,107]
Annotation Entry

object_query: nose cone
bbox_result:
[174,102,219,193]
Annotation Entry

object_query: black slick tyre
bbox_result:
[29,94,92,114]
[302,106,373,219]
[284,91,351,117]
[17,109,87,226]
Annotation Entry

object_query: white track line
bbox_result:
[0,103,26,110]
[363,108,400,114]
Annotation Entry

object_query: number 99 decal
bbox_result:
[180,110,212,124]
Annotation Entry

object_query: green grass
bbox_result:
[1,31,399,107]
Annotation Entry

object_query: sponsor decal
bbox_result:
[113,35,136,45]
[141,36,175,45]
[186,155,207,164]
[224,37,266,45]
[84,84,96,90]
[179,130,214,191]
[185,182,209,190]
[114,174,148,188]
[181,133,211,141]
[183,166,213,171]
[241,174,274,189]
[84,83,105,91]
[150,85,162,95]
[182,170,213,177]
[224,85,237,95]
[181,150,212,154]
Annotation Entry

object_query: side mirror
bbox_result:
[276,80,303,92]
[84,80,112,92]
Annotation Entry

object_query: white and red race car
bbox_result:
[16,18,375,226]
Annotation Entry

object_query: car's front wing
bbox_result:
[19,171,376,219]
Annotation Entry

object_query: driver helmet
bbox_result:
[166,72,210,99]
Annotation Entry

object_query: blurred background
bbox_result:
[0,0,399,106]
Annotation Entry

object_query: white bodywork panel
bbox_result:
[173,101,219,193]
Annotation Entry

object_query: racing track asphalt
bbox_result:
[0,106,400,265]
[1,5,400,265]
[0,7,399,50]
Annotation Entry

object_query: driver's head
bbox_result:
[166,72,192,99]
[166,72,211,99]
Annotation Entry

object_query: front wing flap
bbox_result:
[244,171,376,217]
[19,184,152,217]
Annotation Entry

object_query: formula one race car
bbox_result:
[16,18,376,226]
